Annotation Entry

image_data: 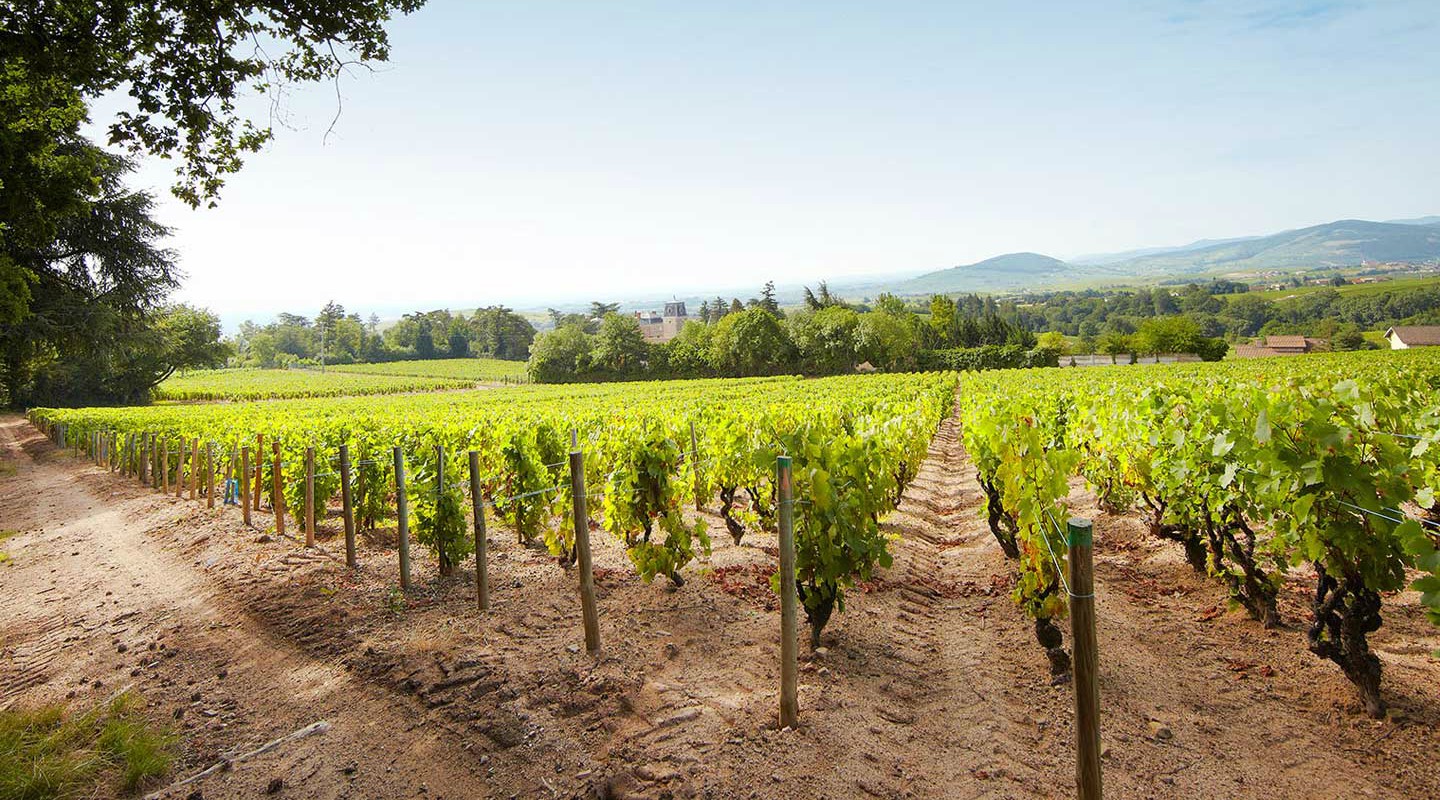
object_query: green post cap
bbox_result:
[1066,518,1093,548]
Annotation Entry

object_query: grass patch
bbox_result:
[0,690,174,798]
[0,530,16,565]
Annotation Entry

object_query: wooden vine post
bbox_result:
[776,455,799,729]
[206,442,216,509]
[240,447,253,528]
[1068,518,1102,800]
[304,446,316,547]
[436,445,451,576]
[339,445,356,568]
[189,438,200,500]
[468,450,489,611]
[271,441,286,536]
[569,446,601,654]
[139,434,149,485]
[175,439,184,498]
[254,434,265,511]
[690,421,703,511]
[394,446,411,591]
[160,439,170,494]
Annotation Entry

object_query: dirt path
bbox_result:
[0,415,490,798]
[3,409,1437,799]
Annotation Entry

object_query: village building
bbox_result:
[634,301,689,343]
[1384,325,1440,349]
[1231,334,1325,359]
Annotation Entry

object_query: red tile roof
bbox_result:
[1232,345,1283,359]
[1263,335,1308,350]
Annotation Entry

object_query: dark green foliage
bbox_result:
[2,0,427,207]
[917,345,1058,372]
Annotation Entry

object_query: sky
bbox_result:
[89,0,1440,323]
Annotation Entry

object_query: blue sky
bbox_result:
[96,0,1439,320]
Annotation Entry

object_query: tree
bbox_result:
[928,295,957,347]
[1331,324,1371,351]
[589,301,621,318]
[711,309,793,377]
[527,324,593,382]
[470,306,535,360]
[2,1,427,207]
[783,307,859,374]
[856,310,918,371]
[592,313,648,374]
[759,281,781,316]
[1097,331,1132,364]
[1036,331,1069,355]
[0,84,191,406]
[664,321,715,377]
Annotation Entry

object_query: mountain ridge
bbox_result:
[883,216,1440,296]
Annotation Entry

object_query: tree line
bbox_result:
[229,304,535,368]
[527,286,1056,383]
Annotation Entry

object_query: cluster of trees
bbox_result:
[1004,280,1439,348]
[527,286,1053,383]
[1,1,423,406]
[230,304,535,368]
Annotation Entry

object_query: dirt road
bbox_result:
[0,416,490,798]
[2,411,1437,799]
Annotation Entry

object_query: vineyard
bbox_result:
[154,367,475,401]
[17,354,1440,796]
[327,357,529,383]
[34,373,954,647]
[958,348,1440,718]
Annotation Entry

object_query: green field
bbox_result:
[328,358,528,382]
[1234,274,1440,303]
[155,368,474,401]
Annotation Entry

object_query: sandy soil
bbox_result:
[1,411,1436,799]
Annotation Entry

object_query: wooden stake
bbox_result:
[175,440,184,498]
[394,446,410,591]
[690,421,703,511]
[469,450,488,611]
[304,446,316,547]
[777,455,798,729]
[241,447,253,528]
[569,447,601,654]
[206,442,216,509]
[1068,518,1102,800]
[160,439,169,494]
[339,445,356,568]
[254,434,265,511]
[189,439,199,500]
[272,441,286,536]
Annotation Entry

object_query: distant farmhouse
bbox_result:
[1232,335,1325,359]
[634,301,688,343]
[1384,326,1440,349]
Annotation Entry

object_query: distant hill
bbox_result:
[881,216,1440,297]
[888,252,1070,295]
[1069,235,1262,266]
[1108,219,1440,276]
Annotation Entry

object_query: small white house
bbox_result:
[1384,326,1440,349]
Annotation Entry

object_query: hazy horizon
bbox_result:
[85,0,1440,320]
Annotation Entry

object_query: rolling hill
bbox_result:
[882,217,1440,296]
[887,252,1071,294]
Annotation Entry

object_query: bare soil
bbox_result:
[1,412,1436,799]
